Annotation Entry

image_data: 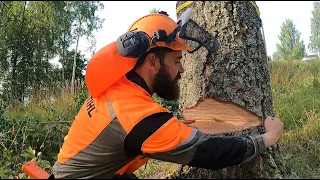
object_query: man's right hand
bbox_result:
[262,116,284,148]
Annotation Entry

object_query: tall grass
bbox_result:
[0,82,87,179]
[269,60,320,179]
[1,60,320,179]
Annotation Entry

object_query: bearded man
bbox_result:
[51,11,283,179]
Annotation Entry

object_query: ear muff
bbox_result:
[116,31,151,58]
[116,29,172,58]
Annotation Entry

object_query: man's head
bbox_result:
[134,47,184,101]
[85,11,192,98]
[126,11,191,101]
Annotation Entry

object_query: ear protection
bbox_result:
[115,31,151,58]
[115,9,220,58]
[116,11,176,58]
[115,28,177,58]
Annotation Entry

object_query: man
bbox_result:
[52,11,283,179]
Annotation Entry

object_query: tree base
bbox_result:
[168,144,285,179]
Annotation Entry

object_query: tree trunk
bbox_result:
[71,29,80,94]
[170,1,284,179]
[11,1,27,106]
[62,33,65,88]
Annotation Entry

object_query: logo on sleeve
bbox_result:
[86,96,96,118]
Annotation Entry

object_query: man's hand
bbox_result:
[262,116,284,148]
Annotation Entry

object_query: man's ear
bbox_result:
[145,53,159,71]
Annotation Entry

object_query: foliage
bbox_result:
[269,60,320,178]
[309,1,320,57]
[149,7,160,14]
[73,84,89,111]
[275,19,305,61]
[0,89,77,178]
[0,1,104,105]
[152,94,181,118]
[62,50,88,82]
[272,51,280,61]
[68,1,104,93]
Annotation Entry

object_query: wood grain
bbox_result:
[181,98,261,135]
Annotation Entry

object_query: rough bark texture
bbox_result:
[170,1,284,179]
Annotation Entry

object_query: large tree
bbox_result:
[276,19,305,61]
[309,1,320,57]
[170,1,284,178]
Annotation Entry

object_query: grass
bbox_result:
[270,60,320,179]
[1,60,320,179]
[135,160,180,179]
[0,86,85,179]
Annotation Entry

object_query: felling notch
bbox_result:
[181,98,261,135]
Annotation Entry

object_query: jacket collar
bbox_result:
[125,70,152,96]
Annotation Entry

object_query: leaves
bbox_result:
[275,19,305,61]
[0,1,104,105]
[149,7,160,14]
[309,1,320,57]
[68,1,104,93]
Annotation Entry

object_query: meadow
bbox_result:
[1,60,319,179]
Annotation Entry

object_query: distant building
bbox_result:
[301,55,319,62]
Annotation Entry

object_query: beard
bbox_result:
[153,66,181,101]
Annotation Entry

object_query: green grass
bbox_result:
[0,87,84,178]
[1,60,320,179]
[269,60,320,179]
[135,160,179,179]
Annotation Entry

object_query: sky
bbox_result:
[51,1,315,66]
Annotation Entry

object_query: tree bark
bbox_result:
[170,1,284,179]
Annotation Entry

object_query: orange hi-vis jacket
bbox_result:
[52,44,266,179]
[52,71,195,178]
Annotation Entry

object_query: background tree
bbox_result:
[149,7,160,14]
[170,1,284,179]
[69,1,104,94]
[276,19,305,61]
[309,1,320,57]
[272,52,280,61]
[53,1,74,87]
[62,49,88,83]
[0,1,104,105]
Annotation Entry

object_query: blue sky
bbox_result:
[51,1,314,66]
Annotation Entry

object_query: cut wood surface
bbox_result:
[181,98,261,135]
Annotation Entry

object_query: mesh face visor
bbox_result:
[176,8,220,54]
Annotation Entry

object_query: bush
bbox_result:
[0,92,76,178]
[152,94,181,118]
[73,84,89,111]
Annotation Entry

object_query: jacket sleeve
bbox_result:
[124,112,266,170]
